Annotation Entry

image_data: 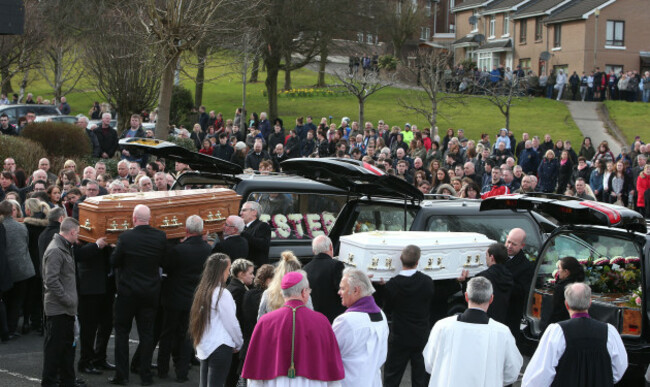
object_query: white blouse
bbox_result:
[196,287,243,360]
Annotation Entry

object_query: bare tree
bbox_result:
[468,74,530,130]
[332,70,393,126]
[124,0,257,139]
[381,0,427,58]
[398,48,463,130]
[0,0,44,97]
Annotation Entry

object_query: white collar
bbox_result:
[399,268,417,277]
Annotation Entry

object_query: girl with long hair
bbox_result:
[606,160,634,206]
[257,251,313,318]
[190,254,242,387]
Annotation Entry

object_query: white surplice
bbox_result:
[422,315,523,387]
[522,322,628,386]
[248,377,341,387]
[332,310,389,387]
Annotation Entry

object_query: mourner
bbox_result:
[423,276,523,387]
[333,268,389,387]
[212,215,249,261]
[303,235,346,323]
[504,228,534,343]
[239,201,271,267]
[523,282,627,386]
[383,244,435,387]
[242,271,344,387]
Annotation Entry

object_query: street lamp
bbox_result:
[594,9,600,69]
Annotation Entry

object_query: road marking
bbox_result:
[0,368,41,383]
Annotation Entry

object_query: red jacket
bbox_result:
[481,185,510,199]
[637,172,650,207]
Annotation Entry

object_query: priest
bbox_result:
[333,268,388,387]
[422,276,522,387]
[242,271,344,387]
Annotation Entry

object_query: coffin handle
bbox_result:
[204,211,226,223]
[79,219,93,232]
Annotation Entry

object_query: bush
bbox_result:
[170,86,195,127]
[21,122,91,158]
[378,55,399,71]
[0,135,47,174]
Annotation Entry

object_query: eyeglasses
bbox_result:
[240,208,252,212]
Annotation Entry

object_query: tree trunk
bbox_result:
[317,41,328,87]
[194,45,208,108]
[19,69,29,102]
[1,67,13,95]
[284,54,292,91]
[249,54,260,83]
[155,57,177,140]
[358,97,365,127]
[54,48,63,102]
[430,98,438,129]
[265,60,280,122]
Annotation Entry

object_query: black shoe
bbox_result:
[175,376,189,383]
[94,360,116,371]
[21,323,30,335]
[74,378,87,387]
[108,376,129,385]
[78,366,102,375]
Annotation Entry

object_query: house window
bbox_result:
[426,0,432,17]
[519,58,531,71]
[606,20,625,46]
[357,32,364,43]
[605,64,623,74]
[553,25,561,48]
[367,33,374,44]
[503,13,510,35]
[420,27,430,40]
[535,17,543,41]
[519,19,527,43]
[471,9,479,32]
[489,15,496,37]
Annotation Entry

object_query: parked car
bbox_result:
[87,119,117,130]
[0,104,61,124]
[480,194,650,373]
[33,115,78,125]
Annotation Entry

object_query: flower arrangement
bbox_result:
[584,256,641,294]
[627,287,643,308]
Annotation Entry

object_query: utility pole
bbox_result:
[593,9,600,69]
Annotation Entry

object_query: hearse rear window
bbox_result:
[247,192,347,240]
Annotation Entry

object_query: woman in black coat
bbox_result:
[537,150,559,193]
[605,160,634,206]
[22,199,49,334]
[546,256,585,327]
[556,150,574,194]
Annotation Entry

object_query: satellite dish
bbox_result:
[475,34,485,43]
[540,51,551,61]
[469,16,478,25]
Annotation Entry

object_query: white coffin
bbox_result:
[337,231,495,281]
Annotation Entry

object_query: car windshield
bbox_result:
[531,230,642,337]
[353,203,418,233]
[426,214,541,261]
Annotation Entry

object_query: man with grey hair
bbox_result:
[333,268,389,387]
[38,158,58,185]
[384,245,434,387]
[304,235,345,323]
[110,204,167,385]
[423,276,522,386]
[108,180,126,194]
[153,172,168,191]
[76,115,101,157]
[138,176,153,192]
[94,112,118,159]
[240,201,271,266]
[157,215,211,381]
[523,282,627,386]
[212,215,248,261]
[73,180,100,220]
[41,217,81,387]
[242,270,344,385]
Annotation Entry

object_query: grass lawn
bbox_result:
[604,101,650,144]
[17,59,583,146]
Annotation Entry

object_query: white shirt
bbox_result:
[423,315,523,387]
[196,288,243,360]
[522,321,627,386]
[332,311,389,387]
[398,268,417,277]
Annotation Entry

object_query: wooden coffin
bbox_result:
[78,188,241,243]
[337,231,495,281]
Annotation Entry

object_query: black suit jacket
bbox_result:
[111,225,167,301]
[93,126,119,157]
[162,235,211,309]
[504,250,534,336]
[226,278,247,326]
[241,219,271,267]
[212,235,249,261]
[303,253,346,323]
[75,242,110,295]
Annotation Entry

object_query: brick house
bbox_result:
[451,0,650,75]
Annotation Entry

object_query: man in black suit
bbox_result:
[239,201,271,267]
[212,215,249,260]
[303,235,345,323]
[158,215,211,382]
[504,228,534,345]
[383,245,435,387]
[72,180,101,220]
[109,205,167,386]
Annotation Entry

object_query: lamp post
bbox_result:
[594,9,600,69]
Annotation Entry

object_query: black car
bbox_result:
[481,194,650,371]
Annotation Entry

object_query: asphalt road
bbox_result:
[0,320,529,387]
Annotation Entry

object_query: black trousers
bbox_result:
[42,314,76,387]
[131,302,163,370]
[0,291,8,341]
[199,344,232,387]
[114,294,157,383]
[78,293,113,367]
[383,341,429,387]
[157,306,191,378]
[23,275,43,329]
[5,278,28,334]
